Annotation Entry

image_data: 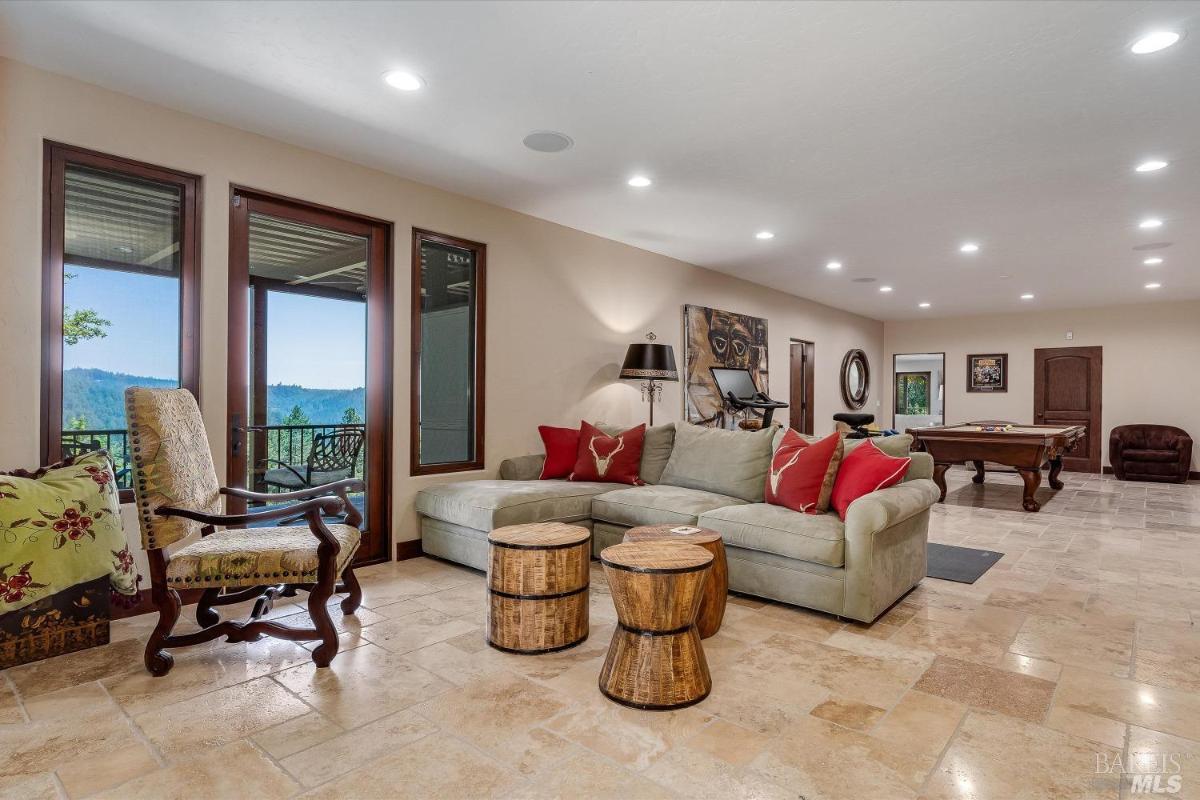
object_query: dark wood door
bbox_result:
[1034,346,1102,472]
[789,340,815,435]
[228,187,393,565]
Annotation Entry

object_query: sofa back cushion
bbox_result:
[659,422,776,502]
[599,422,675,484]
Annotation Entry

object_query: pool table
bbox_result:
[907,423,1086,512]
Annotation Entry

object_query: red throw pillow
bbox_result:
[830,440,911,520]
[538,425,580,479]
[570,421,645,485]
[764,430,844,513]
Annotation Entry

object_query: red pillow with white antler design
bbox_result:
[569,421,645,485]
[764,430,844,514]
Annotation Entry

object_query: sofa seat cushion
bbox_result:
[699,503,846,568]
[592,485,747,528]
[1122,448,1182,463]
[416,480,621,531]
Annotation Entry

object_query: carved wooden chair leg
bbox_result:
[196,587,222,628]
[308,570,340,668]
[340,565,363,615]
[145,585,182,677]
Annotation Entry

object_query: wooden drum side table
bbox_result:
[598,542,713,710]
[623,524,727,638]
[487,522,590,654]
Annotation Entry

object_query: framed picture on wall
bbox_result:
[967,353,1008,392]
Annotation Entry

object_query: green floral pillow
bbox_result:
[0,450,138,615]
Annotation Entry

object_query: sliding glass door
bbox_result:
[228,189,392,564]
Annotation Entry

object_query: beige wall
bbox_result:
[0,58,884,558]
[884,300,1200,472]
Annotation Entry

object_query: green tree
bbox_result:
[62,272,111,345]
[282,405,311,426]
[341,407,363,425]
[67,415,89,431]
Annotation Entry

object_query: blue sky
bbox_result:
[64,266,367,389]
[267,291,365,389]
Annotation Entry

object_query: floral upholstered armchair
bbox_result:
[125,387,364,676]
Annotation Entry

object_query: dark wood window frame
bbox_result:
[410,228,487,476]
[227,185,394,566]
[41,141,202,502]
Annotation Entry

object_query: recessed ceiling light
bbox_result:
[755,231,775,240]
[959,242,980,253]
[1145,282,1162,290]
[826,261,842,270]
[1021,293,1035,300]
[522,131,573,153]
[879,286,893,293]
[114,245,133,254]
[1139,217,1164,229]
[382,70,424,91]
[1135,159,1169,172]
[918,302,931,309]
[1130,31,1182,55]
[1143,257,1164,265]
[627,175,652,188]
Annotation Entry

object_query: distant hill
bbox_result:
[62,367,365,430]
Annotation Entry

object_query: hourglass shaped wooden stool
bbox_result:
[598,542,713,710]
[623,524,727,638]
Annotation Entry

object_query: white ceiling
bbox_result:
[2,0,1198,321]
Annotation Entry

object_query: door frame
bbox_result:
[1034,345,1102,472]
[788,339,815,435]
[227,185,393,565]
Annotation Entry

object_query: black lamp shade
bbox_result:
[620,343,678,381]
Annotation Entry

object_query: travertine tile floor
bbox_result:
[3,469,1199,799]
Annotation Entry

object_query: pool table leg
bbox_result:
[932,463,950,502]
[1048,457,1065,491]
[1018,468,1042,512]
[971,460,986,484]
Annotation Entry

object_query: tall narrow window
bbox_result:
[43,142,200,497]
[411,229,486,475]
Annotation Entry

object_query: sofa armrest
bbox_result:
[841,478,939,623]
[844,478,939,537]
[903,451,934,481]
[499,454,546,481]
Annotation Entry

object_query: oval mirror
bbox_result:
[840,349,870,409]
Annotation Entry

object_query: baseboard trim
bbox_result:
[395,539,425,561]
[1101,465,1199,481]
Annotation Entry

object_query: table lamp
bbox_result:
[619,332,678,425]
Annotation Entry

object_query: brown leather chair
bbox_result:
[1109,424,1193,484]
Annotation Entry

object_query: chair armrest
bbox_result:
[159,497,344,552]
[221,479,364,529]
[844,479,940,539]
[222,479,365,504]
[499,454,546,481]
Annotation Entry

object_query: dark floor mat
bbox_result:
[927,543,1004,584]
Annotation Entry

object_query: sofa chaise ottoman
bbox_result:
[416,423,939,623]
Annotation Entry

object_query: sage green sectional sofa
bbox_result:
[415,423,940,623]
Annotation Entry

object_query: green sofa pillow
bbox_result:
[0,451,138,615]
[659,422,776,502]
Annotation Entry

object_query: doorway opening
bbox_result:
[227,188,392,564]
[892,352,945,429]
